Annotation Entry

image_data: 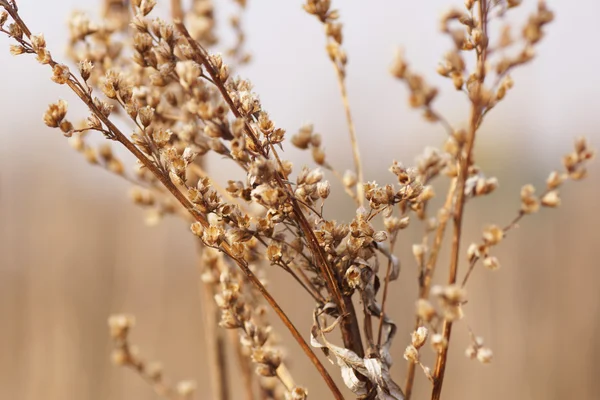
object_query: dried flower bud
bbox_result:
[482,225,503,246]
[372,231,388,242]
[190,222,204,237]
[9,44,26,56]
[343,170,357,188]
[43,99,68,128]
[403,345,419,363]
[111,348,128,366]
[287,387,308,400]
[345,265,362,289]
[139,0,157,16]
[477,347,493,364]
[51,64,70,85]
[416,299,436,322]
[317,180,331,198]
[78,60,93,81]
[108,314,136,340]
[176,380,197,397]
[520,184,540,214]
[541,190,560,207]
[138,106,154,128]
[411,326,429,349]
[266,242,283,262]
[546,171,564,190]
[412,244,425,264]
[483,255,500,271]
[431,333,448,352]
[312,146,326,165]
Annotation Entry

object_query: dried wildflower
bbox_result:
[108,314,135,340]
[482,224,503,246]
[403,345,419,363]
[483,255,500,271]
[541,190,560,208]
[415,299,436,322]
[431,333,448,352]
[43,99,68,128]
[176,380,197,397]
[287,387,308,400]
[520,184,540,214]
[411,326,429,349]
[0,1,593,399]
[51,64,70,84]
[476,347,493,364]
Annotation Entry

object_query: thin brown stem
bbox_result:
[333,67,365,206]
[231,330,256,400]
[431,3,489,399]
[199,255,230,400]
[171,0,183,21]
[376,236,397,347]
[404,178,456,400]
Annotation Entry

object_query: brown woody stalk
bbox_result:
[430,3,489,399]
[333,66,365,206]
[404,179,456,400]
[198,254,230,400]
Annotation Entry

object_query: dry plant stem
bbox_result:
[461,209,525,287]
[171,0,183,21]
[375,237,397,347]
[430,105,479,400]
[333,67,365,206]
[199,253,230,400]
[230,330,256,400]
[176,21,366,361]
[404,179,457,399]
[431,1,488,392]
[0,6,343,398]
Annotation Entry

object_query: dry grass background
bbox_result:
[1,1,600,399]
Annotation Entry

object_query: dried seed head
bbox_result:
[190,222,204,237]
[343,170,357,188]
[477,347,493,364]
[138,106,154,128]
[108,314,136,340]
[51,64,70,85]
[546,171,564,190]
[78,60,93,81]
[431,333,448,352]
[541,190,561,207]
[345,265,362,289]
[403,345,419,363]
[287,387,308,400]
[411,326,429,349]
[317,180,331,198]
[43,99,68,128]
[415,299,436,322]
[176,380,197,397]
[482,225,503,246]
[521,184,540,214]
[483,255,500,271]
[412,243,425,265]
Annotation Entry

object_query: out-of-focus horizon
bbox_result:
[1,1,599,399]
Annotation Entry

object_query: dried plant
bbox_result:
[0,0,595,399]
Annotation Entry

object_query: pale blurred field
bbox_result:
[1,1,600,399]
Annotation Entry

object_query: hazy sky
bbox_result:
[1,0,599,175]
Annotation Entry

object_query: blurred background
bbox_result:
[1,1,600,399]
